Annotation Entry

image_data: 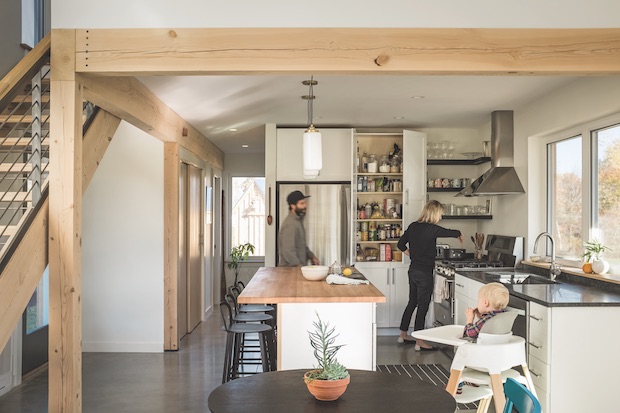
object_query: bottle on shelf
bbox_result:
[361,151,368,173]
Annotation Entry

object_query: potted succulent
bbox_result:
[227,242,255,286]
[581,239,611,275]
[304,313,350,401]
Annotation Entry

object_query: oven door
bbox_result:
[433,274,454,326]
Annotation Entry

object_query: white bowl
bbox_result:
[529,255,541,262]
[301,265,329,281]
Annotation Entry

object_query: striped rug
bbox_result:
[376,364,478,410]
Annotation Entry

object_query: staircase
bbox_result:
[0,34,118,362]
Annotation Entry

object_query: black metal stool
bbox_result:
[219,300,275,383]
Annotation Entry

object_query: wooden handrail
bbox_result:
[0,33,51,109]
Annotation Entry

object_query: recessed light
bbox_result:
[411,96,425,99]
[393,116,405,120]
[229,128,238,132]
[241,144,249,148]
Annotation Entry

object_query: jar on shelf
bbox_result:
[367,154,378,173]
[379,155,391,173]
[390,154,401,173]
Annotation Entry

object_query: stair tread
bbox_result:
[0,163,48,173]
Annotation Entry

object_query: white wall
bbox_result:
[472,77,620,256]
[82,121,164,353]
[52,1,620,29]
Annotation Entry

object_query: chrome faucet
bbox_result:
[533,232,561,281]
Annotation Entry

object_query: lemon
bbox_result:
[342,268,353,276]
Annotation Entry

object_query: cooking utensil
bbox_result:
[267,187,273,225]
[443,248,466,260]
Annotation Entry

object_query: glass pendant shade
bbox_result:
[303,126,322,178]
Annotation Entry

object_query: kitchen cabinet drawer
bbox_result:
[533,384,549,413]
[454,274,469,297]
[528,354,550,393]
[528,302,550,363]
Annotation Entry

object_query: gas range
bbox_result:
[434,234,524,278]
[435,260,508,277]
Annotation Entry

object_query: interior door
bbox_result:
[178,162,188,340]
[187,164,203,332]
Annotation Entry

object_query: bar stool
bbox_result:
[229,286,275,316]
[219,300,275,383]
[224,293,277,371]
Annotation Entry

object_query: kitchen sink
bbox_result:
[486,272,559,285]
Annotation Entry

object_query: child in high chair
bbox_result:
[463,282,509,342]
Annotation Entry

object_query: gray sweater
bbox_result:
[278,211,315,266]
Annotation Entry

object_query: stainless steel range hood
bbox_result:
[456,110,525,197]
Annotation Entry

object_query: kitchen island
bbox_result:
[238,266,386,371]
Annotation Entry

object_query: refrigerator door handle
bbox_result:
[392,268,395,284]
[386,269,390,285]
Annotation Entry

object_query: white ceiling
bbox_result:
[138,75,580,155]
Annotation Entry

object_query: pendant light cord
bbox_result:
[307,75,314,127]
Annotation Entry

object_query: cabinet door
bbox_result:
[356,264,390,327]
[402,130,427,224]
[389,264,411,328]
[454,293,474,325]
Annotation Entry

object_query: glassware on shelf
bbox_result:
[390,154,401,173]
[367,154,378,173]
[379,155,390,173]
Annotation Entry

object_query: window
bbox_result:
[593,124,620,270]
[230,177,265,256]
[548,136,582,257]
[546,117,620,273]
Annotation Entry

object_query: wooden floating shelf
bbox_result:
[427,157,491,165]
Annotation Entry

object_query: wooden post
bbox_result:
[49,29,83,413]
[164,142,180,350]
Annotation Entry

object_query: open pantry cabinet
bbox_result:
[352,130,426,328]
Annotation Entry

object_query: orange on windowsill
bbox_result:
[582,262,593,274]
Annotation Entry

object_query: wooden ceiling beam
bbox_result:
[75,28,620,76]
[80,74,224,170]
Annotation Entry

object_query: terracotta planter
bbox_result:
[304,372,350,401]
[582,262,593,274]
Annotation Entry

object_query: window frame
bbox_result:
[542,113,620,262]
[228,175,266,262]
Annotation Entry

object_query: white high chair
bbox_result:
[445,335,536,413]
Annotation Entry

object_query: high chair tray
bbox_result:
[411,325,468,347]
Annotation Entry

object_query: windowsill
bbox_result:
[522,260,620,285]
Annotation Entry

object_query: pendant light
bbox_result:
[302,77,322,179]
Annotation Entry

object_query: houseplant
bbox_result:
[304,313,350,401]
[227,242,255,286]
[581,239,611,275]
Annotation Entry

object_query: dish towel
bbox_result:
[326,274,370,285]
[433,276,450,302]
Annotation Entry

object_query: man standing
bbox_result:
[278,190,320,266]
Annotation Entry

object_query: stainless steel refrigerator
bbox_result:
[276,182,351,267]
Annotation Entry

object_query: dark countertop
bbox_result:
[455,268,620,308]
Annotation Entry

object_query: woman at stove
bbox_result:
[396,200,464,350]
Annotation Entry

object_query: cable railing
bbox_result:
[0,34,98,266]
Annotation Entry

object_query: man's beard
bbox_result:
[294,206,306,218]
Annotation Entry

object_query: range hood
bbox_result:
[456,110,525,197]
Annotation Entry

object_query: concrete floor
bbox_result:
[0,313,475,412]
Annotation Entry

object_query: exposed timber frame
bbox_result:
[48,27,620,413]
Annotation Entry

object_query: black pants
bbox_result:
[399,268,433,332]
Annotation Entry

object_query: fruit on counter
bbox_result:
[342,268,353,276]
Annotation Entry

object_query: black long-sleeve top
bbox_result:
[397,222,461,273]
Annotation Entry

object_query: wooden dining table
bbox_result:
[208,369,456,413]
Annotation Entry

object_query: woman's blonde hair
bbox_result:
[417,200,445,224]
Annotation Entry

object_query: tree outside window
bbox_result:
[231,177,265,256]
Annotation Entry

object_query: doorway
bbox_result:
[179,162,204,339]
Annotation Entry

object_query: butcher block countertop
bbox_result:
[238,266,386,304]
